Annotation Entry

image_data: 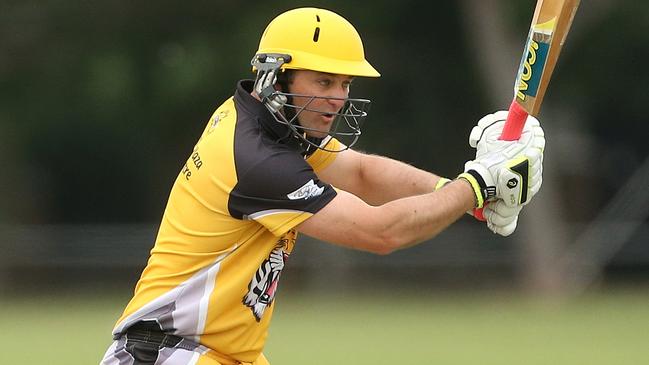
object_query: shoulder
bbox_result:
[228,145,337,220]
[235,145,316,197]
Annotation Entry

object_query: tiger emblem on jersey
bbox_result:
[243,239,290,321]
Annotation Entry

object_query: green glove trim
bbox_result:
[457,172,484,208]
[434,177,452,191]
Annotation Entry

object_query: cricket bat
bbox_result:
[500,0,581,140]
[475,0,580,221]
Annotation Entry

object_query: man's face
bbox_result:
[286,70,353,139]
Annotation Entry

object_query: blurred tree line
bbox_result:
[1,0,647,226]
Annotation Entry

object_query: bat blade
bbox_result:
[500,0,581,141]
[474,0,581,221]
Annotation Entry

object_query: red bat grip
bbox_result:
[499,99,529,141]
[472,100,529,221]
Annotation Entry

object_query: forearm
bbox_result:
[297,178,476,254]
[355,154,445,205]
[377,179,475,250]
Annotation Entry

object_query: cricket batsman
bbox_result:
[100,7,545,365]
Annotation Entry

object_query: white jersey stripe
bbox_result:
[188,351,201,365]
[245,209,306,220]
[113,247,235,337]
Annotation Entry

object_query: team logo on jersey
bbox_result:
[286,179,324,200]
[243,240,290,321]
[207,110,229,134]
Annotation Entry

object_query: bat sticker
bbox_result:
[515,18,556,101]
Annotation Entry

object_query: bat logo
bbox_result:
[515,18,555,102]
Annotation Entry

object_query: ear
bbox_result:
[275,70,294,93]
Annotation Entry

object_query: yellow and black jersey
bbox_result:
[111,80,340,364]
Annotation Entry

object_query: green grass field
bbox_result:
[2,289,648,364]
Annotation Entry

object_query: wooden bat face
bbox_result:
[513,0,581,116]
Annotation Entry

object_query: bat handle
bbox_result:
[472,100,529,221]
[499,99,528,141]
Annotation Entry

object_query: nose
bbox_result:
[327,97,345,112]
[326,87,348,111]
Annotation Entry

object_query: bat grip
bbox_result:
[472,100,529,221]
[499,99,528,141]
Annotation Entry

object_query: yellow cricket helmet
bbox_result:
[254,7,380,77]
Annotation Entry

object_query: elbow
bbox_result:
[370,230,405,256]
[370,244,394,256]
[370,222,434,255]
[357,205,420,255]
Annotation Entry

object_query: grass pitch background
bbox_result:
[2,289,647,364]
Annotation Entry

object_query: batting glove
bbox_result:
[254,67,287,114]
[483,199,523,236]
[458,154,499,209]
[467,111,545,207]
[459,144,542,209]
[469,111,545,161]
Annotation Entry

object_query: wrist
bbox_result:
[457,173,483,208]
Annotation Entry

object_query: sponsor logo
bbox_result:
[515,36,550,102]
[207,110,228,134]
[287,179,324,200]
[209,115,219,129]
[507,178,518,189]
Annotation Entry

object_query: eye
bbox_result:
[318,78,331,87]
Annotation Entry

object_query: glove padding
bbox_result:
[461,147,541,209]
[483,200,522,236]
[469,111,545,159]
[461,111,545,208]
[459,152,507,208]
[254,68,287,114]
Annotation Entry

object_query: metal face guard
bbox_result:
[267,92,371,152]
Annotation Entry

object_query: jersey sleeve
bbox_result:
[228,152,337,236]
[305,137,341,173]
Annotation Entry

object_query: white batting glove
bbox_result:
[483,200,523,236]
[467,111,545,207]
[469,111,545,160]
[458,152,502,209]
[254,68,287,114]
[460,141,543,209]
